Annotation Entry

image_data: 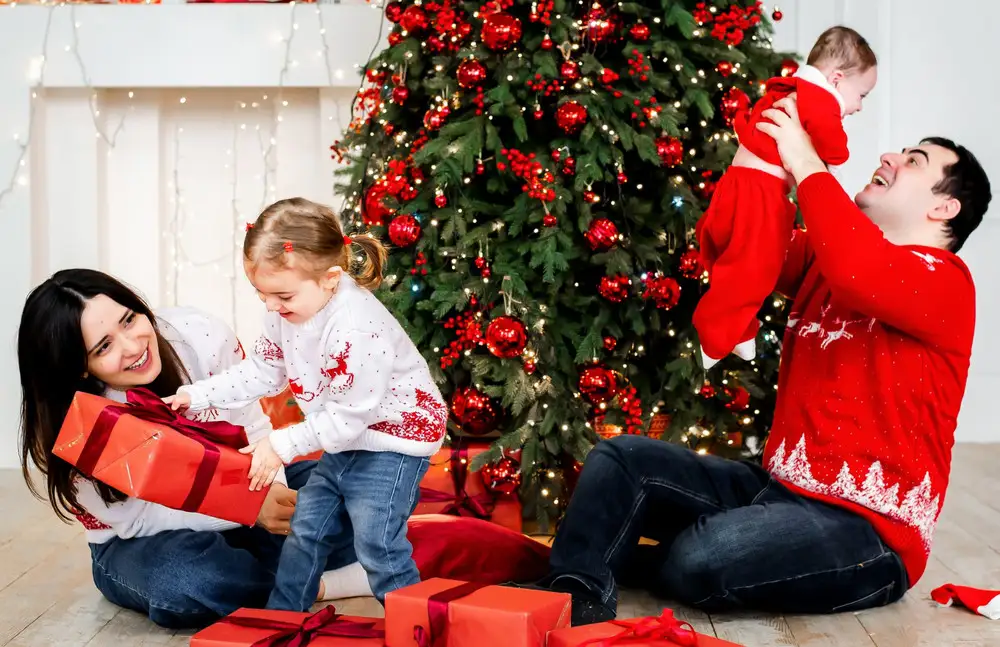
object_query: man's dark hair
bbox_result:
[921,136,992,253]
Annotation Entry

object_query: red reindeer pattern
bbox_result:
[234,339,246,359]
[369,389,448,443]
[254,336,284,363]
[288,377,320,402]
[322,342,355,396]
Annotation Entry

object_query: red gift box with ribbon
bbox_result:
[385,578,570,647]
[191,606,384,646]
[53,389,267,526]
[413,445,522,533]
[546,610,743,647]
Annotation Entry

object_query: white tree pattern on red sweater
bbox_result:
[768,435,940,551]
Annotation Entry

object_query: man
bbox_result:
[539,97,993,625]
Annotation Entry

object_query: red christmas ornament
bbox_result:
[617,171,628,183]
[603,336,617,351]
[450,387,502,436]
[481,13,522,51]
[523,359,537,374]
[388,32,405,46]
[578,365,619,405]
[772,8,783,21]
[533,108,545,120]
[363,183,393,227]
[385,1,404,23]
[599,68,620,85]
[629,23,650,41]
[598,274,630,302]
[391,86,409,104]
[543,213,558,227]
[555,101,588,134]
[480,456,521,496]
[780,58,799,77]
[643,275,681,310]
[584,4,617,43]
[423,108,446,130]
[678,246,705,279]
[457,59,488,88]
[485,315,528,358]
[583,190,599,204]
[725,386,751,411]
[699,383,716,398]
[720,87,750,127]
[696,170,717,200]
[475,161,486,175]
[585,218,619,252]
[541,36,554,50]
[434,193,448,208]
[399,5,428,33]
[560,61,580,81]
[655,136,684,167]
[474,256,488,270]
[561,157,576,175]
[388,214,421,247]
[716,61,734,77]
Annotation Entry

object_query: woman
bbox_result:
[17,269,365,628]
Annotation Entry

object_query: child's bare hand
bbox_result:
[163,392,191,412]
[239,436,283,491]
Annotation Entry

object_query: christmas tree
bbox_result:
[333,0,794,524]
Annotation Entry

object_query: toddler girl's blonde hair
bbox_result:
[244,197,388,290]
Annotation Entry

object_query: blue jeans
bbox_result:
[547,435,909,614]
[89,461,357,629]
[267,450,429,611]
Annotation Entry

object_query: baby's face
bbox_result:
[834,65,878,116]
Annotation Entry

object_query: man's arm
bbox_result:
[774,227,813,299]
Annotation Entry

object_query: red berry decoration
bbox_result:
[599,68,620,85]
[780,58,799,78]
[399,5,428,33]
[385,1,403,23]
[480,456,522,495]
[678,246,705,279]
[598,274,631,302]
[603,336,617,351]
[363,182,393,227]
[720,87,750,127]
[656,136,684,167]
[450,387,502,436]
[585,218,619,252]
[725,386,751,411]
[485,315,528,358]
[560,61,580,82]
[481,12,522,51]
[555,101,588,134]
[643,275,682,310]
[388,32,405,46]
[387,214,421,247]
[629,23,650,41]
[391,86,409,104]
[457,59,488,88]
[578,365,619,405]
[716,61,734,77]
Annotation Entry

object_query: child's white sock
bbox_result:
[733,339,756,361]
[319,562,373,600]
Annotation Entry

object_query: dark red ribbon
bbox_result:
[413,581,490,647]
[76,387,248,512]
[220,605,384,647]
[418,447,494,519]
[578,609,698,647]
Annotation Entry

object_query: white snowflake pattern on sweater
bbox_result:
[181,275,446,463]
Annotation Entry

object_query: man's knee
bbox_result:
[658,535,728,606]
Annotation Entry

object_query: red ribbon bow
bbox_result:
[418,447,494,519]
[220,606,384,647]
[343,235,353,245]
[580,610,698,647]
[76,388,249,512]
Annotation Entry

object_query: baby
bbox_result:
[694,25,878,369]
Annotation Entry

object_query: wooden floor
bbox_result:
[2,445,1000,646]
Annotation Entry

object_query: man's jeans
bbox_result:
[548,435,909,614]
[267,450,429,611]
[89,461,356,629]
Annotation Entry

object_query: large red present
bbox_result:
[546,610,742,647]
[414,445,522,532]
[53,389,267,526]
[385,578,570,647]
[191,606,384,646]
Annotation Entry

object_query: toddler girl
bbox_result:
[694,26,878,368]
[167,197,446,610]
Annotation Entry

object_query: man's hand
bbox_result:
[163,391,192,412]
[240,435,285,491]
[256,483,297,534]
[755,96,828,185]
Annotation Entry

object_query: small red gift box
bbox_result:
[546,610,743,647]
[385,578,570,647]
[414,445,522,532]
[53,389,267,526]
[191,606,384,646]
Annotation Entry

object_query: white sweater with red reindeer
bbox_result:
[181,275,447,463]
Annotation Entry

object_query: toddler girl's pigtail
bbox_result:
[350,234,388,290]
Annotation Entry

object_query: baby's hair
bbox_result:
[244,197,388,290]
[807,26,877,74]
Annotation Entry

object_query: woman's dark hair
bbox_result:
[18,269,190,522]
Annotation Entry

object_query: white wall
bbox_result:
[0,1,997,469]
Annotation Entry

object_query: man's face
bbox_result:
[855,143,960,233]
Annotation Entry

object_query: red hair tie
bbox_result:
[245,222,254,231]
[343,235,353,246]
[283,241,294,252]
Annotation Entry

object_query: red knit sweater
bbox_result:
[763,173,975,587]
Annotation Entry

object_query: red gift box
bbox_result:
[385,578,570,647]
[53,389,267,526]
[191,606,384,646]
[414,445,522,532]
[546,610,742,647]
